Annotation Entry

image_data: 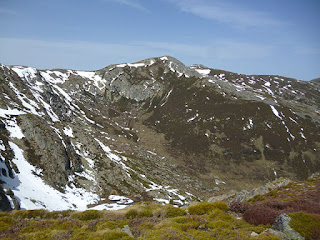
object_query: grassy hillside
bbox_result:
[1,174,319,240]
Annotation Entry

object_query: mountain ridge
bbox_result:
[0,56,319,211]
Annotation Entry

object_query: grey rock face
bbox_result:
[0,186,12,211]
[272,214,304,240]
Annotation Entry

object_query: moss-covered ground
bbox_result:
[1,176,319,239]
[0,201,280,240]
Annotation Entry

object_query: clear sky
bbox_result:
[0,0,319,80]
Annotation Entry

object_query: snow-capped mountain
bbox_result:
[0,56,319,211]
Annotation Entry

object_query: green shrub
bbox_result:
[208,209,232,221]
[138,208,153,218]
[188,201,228,215]
[125,209,138,219]
[164,205,186,218]
[94,230,135,240]
[171,216,190,224]
[12,209,49,219]
[210,201,229,212]
[97,219,128,231]
[207,219,234,230]
[248,194,266,203]
[52,220,82,230]
[186,229,215,239]
[72,210,103,221]
[289,212,320,240]
[142,227,187,240]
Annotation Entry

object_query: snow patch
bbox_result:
[63,126,74,138]
[0,107,26,118]
[3,142,99,210]
[187,113,199,122]
[3,117,24,139]
[195,69,211,76]
[270,105,282,120]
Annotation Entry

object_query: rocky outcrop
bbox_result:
[0,186,12,211]
[272,214,304,240]
[208,177,292,203]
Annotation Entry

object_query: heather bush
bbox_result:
[186,229,215,240]
[129,217,159,236]
[92,230,134,240]
[188,201,228,215]
[243,205,279,225]
[260,200,288,211]
[288,199,320,214]
[248,194,266,203]
[138,207,153,218]
[164,205,186,218]
[229,201,250,213]
[208,208,232,221]
[72,210,103,221]
[289,212,320,240]
[125,209,138,219]
[12,209,49,219]
[142,226,187,240]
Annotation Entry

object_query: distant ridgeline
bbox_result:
[0,56,319,211]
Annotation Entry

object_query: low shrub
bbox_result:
[188,201,228,215]
[52,220,82,230]
[288,199,320,214]
[186,229,215,239]
[164,205,186,218]
[129,217,159,237]
[125,209,138,219]
[12,209,49,219]
[229,201,250,213]
[207,219,234,230]
[138,207,153,218]
[142,227,187,240]
[208,209,232,221]
[96,219,128,231]
[72,210,103,221]
[243,205,278,225]
[93,230,134,240]
[289,212,320,240]
[248,194,266,203]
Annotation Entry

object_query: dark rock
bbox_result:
[0,186,12,211]
[272,213,304,240]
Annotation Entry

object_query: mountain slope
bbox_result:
[0,57,319,210]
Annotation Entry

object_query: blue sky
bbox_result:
[0,0,319,80]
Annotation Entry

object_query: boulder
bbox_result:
[272,213,304,240]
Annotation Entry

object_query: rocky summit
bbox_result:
[0,56,319,211]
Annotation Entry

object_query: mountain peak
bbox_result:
[0,57,319,211]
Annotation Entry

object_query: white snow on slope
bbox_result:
[0,107,26,118]
[95,138,131,175]
[8,82,40,116]
[117,62,145,68]
[12,66,37,81]
[63,126,74,138]
[3,142,100,211]
[76,71,106,90]
[40,70,70,84]
[195,69,211,76]
[270,105,282,120]
[3,117,24,139]
[187,113,199,122]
